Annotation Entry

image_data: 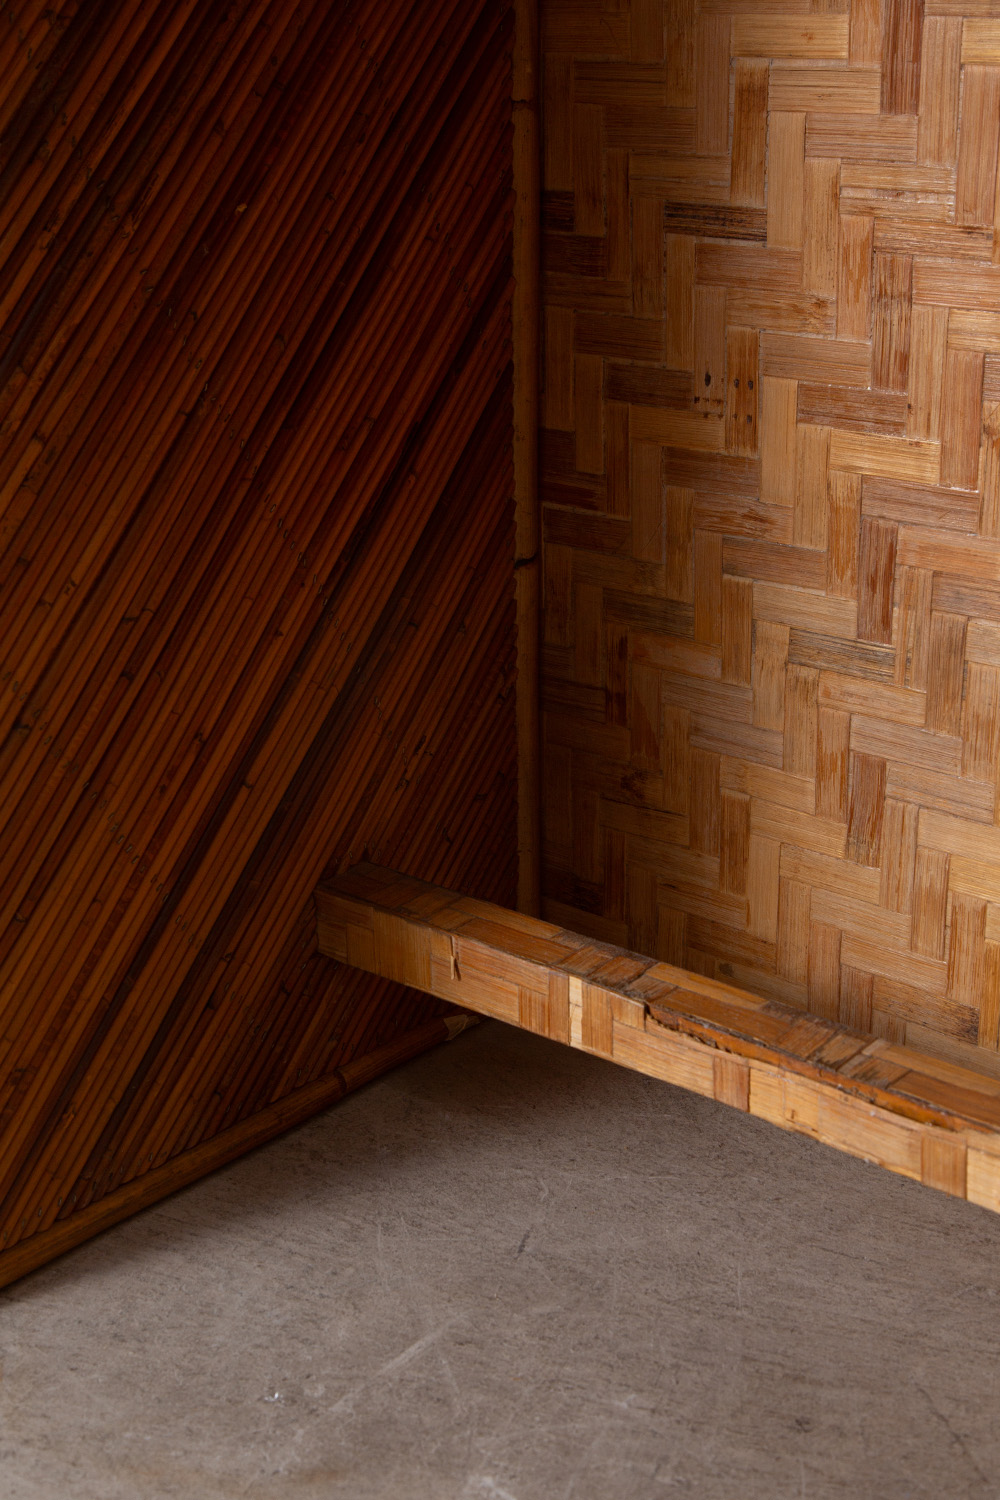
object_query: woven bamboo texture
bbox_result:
[317,863,1000,1210]
[0,0,516,1284]
[540,0,1000,1077]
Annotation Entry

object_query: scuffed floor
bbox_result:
[2,1020,999,1499]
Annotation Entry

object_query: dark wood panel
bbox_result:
[0,0,517,1281]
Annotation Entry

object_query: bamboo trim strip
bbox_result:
[514,0,541,916]
[0,1013,476,1291]
[318,864,1000,1209]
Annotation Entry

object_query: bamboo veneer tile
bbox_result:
[543,8,629,54]
[693,531,724,645]
[767,112,806,251]
[795,423,831,547]
[941,347,985,489]
[840,964,875,1031]
[982,403,1000,540]
[872,251,913,393]
[761,332,870,386]
[759,377,798,507]
[733,17,850,58]
[569,105,602,237]
[906,307,947,441]
[978,942,1000,1047]
[880,798,919,912]
[919,17,962,164]
[663,235,695,373]
[962,19,1000,62]
[836,215,875,343]
[849,0,882,62]
[783,665,819,778]
[973,878,1000,925]
[806,919,843,1019]
[803,384,911,438]
[724,326,760,456]
[753,800,847,860]
[961,662,1000,780]
[847,751,887,866]
[777,876,812,983]
[803,158,841,298]
[857,515,897,643]
[911,849,952,960]
[720,790,751,895]
[793,632,892,680]
[949,893,989,1006]
[721,574,754,684]
[544,55,573,187]
[827,471,861,599]
[932,573,1000,622]
[955,65,1000,227]
[752,621,791,731]
[696,14,731,155]
[809,113,918,164]
[757,584,857,639]
[543,307,575,429]
[728,287,836,337]
[829,431,940,483]
[881,0,923,115]
[925,611,969,735]
[842,936,949,995]
[852,717,963,777]
[820,671,925,724]
[914,259,1000,309]
[815,706,850,822]
[769,65,882,114]
[691,283,727,416]
[730,60,769,210]
[966,618,1000,665]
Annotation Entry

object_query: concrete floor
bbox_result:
[2,1023,1000,1499]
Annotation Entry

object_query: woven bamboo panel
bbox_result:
[540,0,1000,1072]
[0,0,515,1283]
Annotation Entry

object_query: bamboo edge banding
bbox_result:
[0,1015,473,1292]
[318,864,1000,1212]
[514,0,541,916]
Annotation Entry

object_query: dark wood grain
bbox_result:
[0,0,518,1280]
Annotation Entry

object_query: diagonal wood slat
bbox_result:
[540,0,1000,1078]
[0,0,518,1284]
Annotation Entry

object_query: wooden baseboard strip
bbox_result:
[317,864,1000,1210]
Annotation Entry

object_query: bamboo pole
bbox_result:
[514,0,540,915]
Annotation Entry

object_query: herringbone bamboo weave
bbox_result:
[540,0,1000,1072]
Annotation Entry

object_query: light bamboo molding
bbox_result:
[317,863,1000,1210]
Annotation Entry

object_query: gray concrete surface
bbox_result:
[2,1020,1000,1499]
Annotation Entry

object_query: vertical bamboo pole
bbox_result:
[514,0,540,913]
